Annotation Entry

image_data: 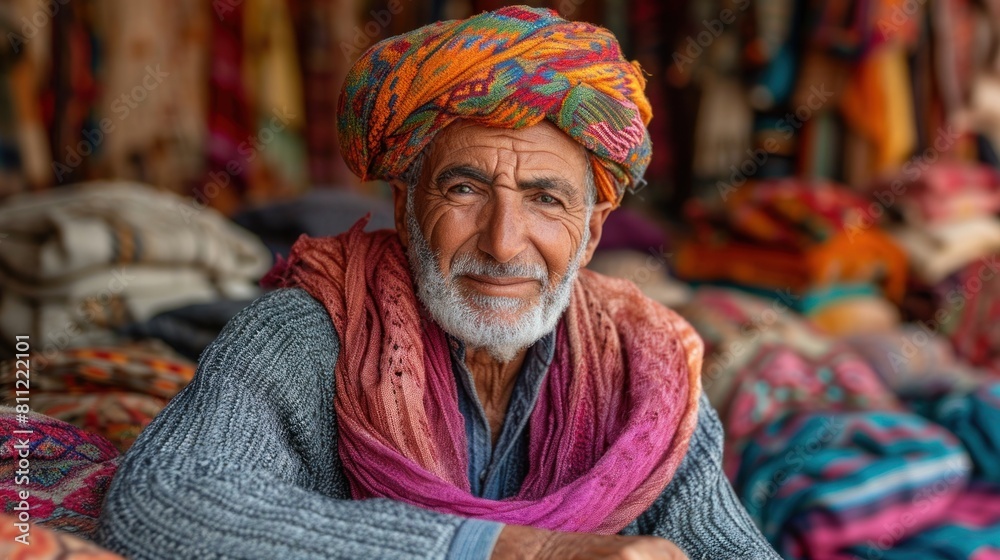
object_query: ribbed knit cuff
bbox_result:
[446,519,504,560]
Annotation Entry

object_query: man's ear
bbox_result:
[580,200,614,267]
[389,179,409,248]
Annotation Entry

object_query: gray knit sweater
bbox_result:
[97,288,780,559]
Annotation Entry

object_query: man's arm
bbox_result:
[488,394,778,560]
[626,393,782,559]
[97,288,497,560]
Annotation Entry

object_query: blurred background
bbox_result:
[2,1,1000,558]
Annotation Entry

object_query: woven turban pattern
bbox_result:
[337,5,652,206]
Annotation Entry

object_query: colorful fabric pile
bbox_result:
[679,286,1000,559]
[0,408,121,540]
[734,410,971,559]
[866,163,1000,291]
[842,483,1000,560]
[0,340,195,451]
[872,163,1000,226]
[926,383,1000,485]
[677,179,907,334]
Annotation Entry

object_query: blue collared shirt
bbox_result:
[444,331,556,559]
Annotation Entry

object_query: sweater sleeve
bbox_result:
[624,393,782,559]
[97,288,474,560]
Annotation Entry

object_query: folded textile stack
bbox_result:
[676,179,907,333]
[869,163,1000,285]
[890,217,1000,285]
[0,181,272,356]
[874,162,1000,226]
[0,340,196,451]
[866,163,1000,377]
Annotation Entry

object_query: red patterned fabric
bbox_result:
[0,409,120,540]
[1,342,196,451]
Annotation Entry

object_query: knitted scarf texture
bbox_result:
[262,218,702,533]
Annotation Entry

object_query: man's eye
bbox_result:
[451,184,474,194]
[538,194,559,205]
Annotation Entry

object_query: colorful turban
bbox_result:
[337,5,652,207]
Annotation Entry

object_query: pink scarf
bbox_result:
[262,218,702,533]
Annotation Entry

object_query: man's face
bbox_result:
[393,120,613,361]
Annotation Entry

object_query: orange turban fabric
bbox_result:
[337,5,653,207]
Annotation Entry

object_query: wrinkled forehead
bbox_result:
[424,120,590,182]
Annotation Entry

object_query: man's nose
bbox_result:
[478,191,528,263]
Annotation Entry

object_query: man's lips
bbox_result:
[461,274,541,296]
[463,273,539,286]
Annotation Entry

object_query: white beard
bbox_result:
[405,199,590,363]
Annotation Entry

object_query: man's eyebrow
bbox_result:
[518,176,578,199]
[434,165,493,186]
[435,165,580,200]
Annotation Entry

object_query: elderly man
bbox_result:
[98,6,779,559]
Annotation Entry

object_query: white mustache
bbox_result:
[449,254,548,285]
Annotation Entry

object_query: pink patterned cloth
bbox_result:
[871,162,1000,224]
[1,408,121,540]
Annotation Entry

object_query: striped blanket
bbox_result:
[679,287,1000,559]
